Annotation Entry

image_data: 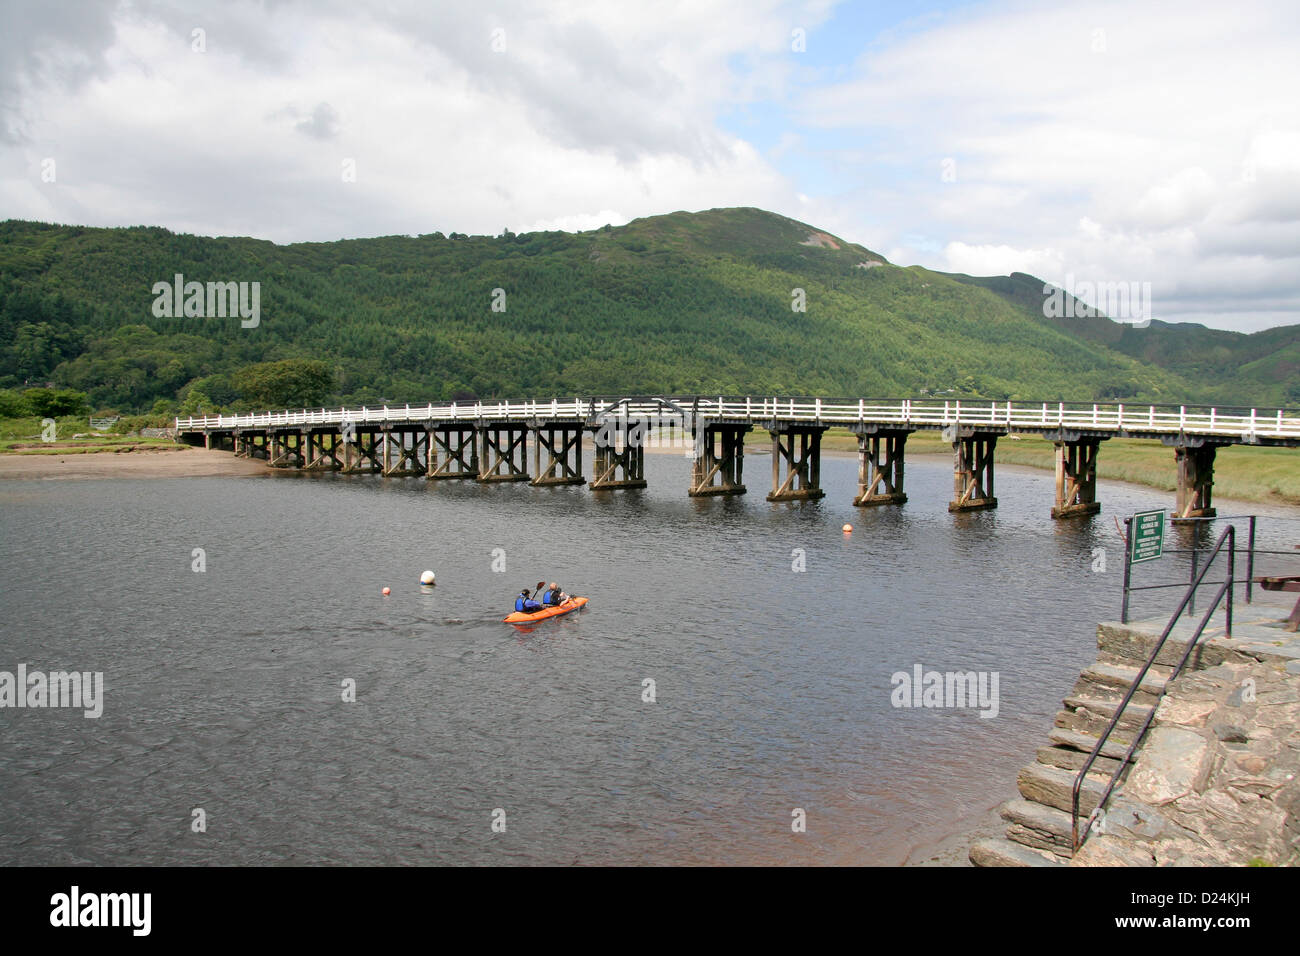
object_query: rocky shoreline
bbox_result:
[965,601,1300,867]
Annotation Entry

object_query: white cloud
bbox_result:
[794,0,1300,330]
[0,0,1296,332]
[0,0,813,241]
[943,242,1063,279]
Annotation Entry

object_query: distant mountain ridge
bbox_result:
[0,207,1295,413]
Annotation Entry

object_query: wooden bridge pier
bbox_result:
[341,429,382,473]
[1171,440,1218,521]
[1051,436,1104,518]
[269,429,304,468]
[590,424,647,490]
[852,425,911,507]
[947,426,1000,512]
[379,427,427,477]
[688,423,749,496]
[767,424,826,501]
[426,425,477,479]
[304,429,342,470]
[531,424,585,486]
[232,431,264,460]
[477,424,530,482]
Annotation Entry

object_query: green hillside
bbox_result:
[948,271,1300,405]
[0,208,1293,415]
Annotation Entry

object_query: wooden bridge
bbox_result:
[175,396,1300,520]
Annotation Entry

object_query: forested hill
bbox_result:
[0,207,1295,416]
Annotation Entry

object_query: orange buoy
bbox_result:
[382,587,391,596]
[842,523,853,533]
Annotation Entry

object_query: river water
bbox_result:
[1,449,1296,865]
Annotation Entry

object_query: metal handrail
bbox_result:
[1071,524,1236,850]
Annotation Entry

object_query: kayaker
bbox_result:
[542,582,567,606]
[515,589,543,614]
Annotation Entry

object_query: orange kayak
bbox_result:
[503,596,588,624]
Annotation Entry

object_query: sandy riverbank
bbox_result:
[903,802,1009,866]
[0,446,270,480]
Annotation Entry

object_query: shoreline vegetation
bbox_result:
[2,418,1298,508]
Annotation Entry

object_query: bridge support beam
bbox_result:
[591,427,647,490]
[478,425,530,482]
[341,430,381,473]
[946,426,999,512]
[1051,437,1103,518]
[304,430,342,470]
[379,428,428,476]
[531,425,585,486]
[767,424,826,502]
[269,430,304,468]
[852,426,911,507]
[428,425,478,479]
[689,423,749,496]
[1172,442,1217,521]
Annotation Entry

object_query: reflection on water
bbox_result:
[1,451,1296,865]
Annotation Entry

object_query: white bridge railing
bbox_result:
[176,396,1300,441]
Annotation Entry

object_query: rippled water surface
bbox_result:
[2,449,1296,865]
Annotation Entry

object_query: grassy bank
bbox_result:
[0,416,178,454]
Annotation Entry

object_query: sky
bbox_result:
[2,0,1298,332]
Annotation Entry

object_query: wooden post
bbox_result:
[1051,437,1103,518]
[946,427,999,511]
[530,425,585,486]
[477,425,530,482]
[590,422,647,490]
[1173,442,1217,520]
[853,427,910,506]
[428,426,477,479]
[689,423,750,496]
[767,425,827,501]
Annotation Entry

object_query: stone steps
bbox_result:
[1036,743,1125,776]
[969,837,1068,867]
[1018,761,1110,815]
[1070,663,1167,708]
[968,616,1232,867]
[1062,694,1154,728]
[1097,621,1230,671]
[1054,705,1141,744]
[1083,661,1170,695]
[1047,727,1135,762]
[999,798,1075,857]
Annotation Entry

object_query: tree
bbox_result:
[233,359,335,410]
[23,388,87,417]
[0,389,33,417]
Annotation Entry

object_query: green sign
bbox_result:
[1130,510,1166,564]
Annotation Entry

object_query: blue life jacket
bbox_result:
[515,595,528,612]
[542,589,555,604]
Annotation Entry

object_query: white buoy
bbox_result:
[382,587,391,596]
[420,570,436,586]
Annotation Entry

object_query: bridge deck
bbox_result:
[175,397,1298,519]
[177,396,1300,444]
